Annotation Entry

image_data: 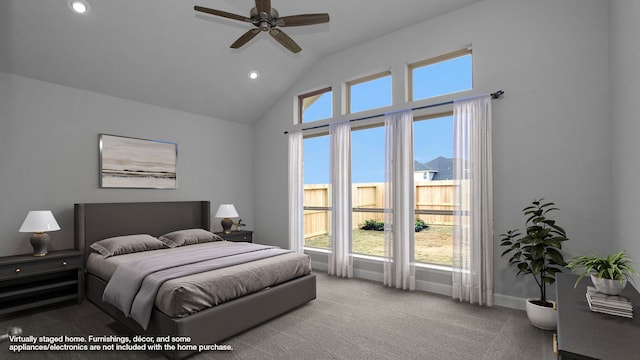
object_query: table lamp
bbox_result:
[215,204,238,234]
[19,210,61,256]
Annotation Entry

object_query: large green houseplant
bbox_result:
[498,199,569,329]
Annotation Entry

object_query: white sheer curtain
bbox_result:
[288,130,305,253]
[452,95,494,305]
[383,110,415,290]
[328,121,353,278]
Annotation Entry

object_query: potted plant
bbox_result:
[566,251,637,295]
[233,219,246,231]
[498,199,569,330]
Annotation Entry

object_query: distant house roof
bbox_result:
[413,160,436,172]
[414,156,455,180]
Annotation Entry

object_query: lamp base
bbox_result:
[30,232,50,256]
[221,218,233,234]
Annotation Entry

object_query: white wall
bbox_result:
[0,72,254,255]
[253,0,612,303]
[610,0,640,275]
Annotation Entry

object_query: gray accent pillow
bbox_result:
[159,228,223,247]
[90,234,165,258]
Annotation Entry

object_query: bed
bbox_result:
[75,201,316,359]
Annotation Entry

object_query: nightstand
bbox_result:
[0,250,83,315]
[215,230,253,243]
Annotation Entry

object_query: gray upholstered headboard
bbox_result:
[75,201,210,264]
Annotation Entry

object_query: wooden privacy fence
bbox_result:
[304,184,330,238]
[303,180,462,239]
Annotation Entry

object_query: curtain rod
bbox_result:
[283,90,504,134]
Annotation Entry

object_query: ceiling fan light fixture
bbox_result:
[248,71,260,80]
[68,0,90,15]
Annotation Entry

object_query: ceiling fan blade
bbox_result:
[230,28,261,49]
[269,29,302,54]
[255,0,271,16]
[277,13,330,27]
[194,5,252,23]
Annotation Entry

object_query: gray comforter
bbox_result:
[102,242,291,329]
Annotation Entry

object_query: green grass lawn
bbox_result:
[305,224,453,266]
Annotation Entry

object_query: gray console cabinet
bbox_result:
[556,273,640,359]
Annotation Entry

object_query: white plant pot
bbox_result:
[590,274,626,295]
[526,299,557,330]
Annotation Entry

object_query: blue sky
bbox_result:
[303,54,471,184]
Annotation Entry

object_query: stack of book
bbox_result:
[586,286,633,318]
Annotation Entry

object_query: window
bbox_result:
[303,116,458,266]
[303,135,330,250]
[346,71,392,114]
[299,87,332,123]
[409,49,472,101]
[298,49,475,269]
[414,115,455,266]
[351,126,385,257]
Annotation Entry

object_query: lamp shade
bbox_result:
[215,204,239,218]
[19,211,61,233]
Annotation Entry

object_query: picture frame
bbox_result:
[99,134,177,189]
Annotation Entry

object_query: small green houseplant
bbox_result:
[499,199,569,307]
[566,251,637,294]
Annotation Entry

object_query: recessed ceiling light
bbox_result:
[248,71,260,80]
[68,0,90,15]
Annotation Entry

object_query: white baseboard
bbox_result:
[493,293,526,310]
[353,267,383,283]
[311,258,527,310]
[310,259,327,272]
[415,278,452,297]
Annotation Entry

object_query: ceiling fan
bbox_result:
[194,0,329,53]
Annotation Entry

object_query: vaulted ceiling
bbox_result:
[0,0,482,124]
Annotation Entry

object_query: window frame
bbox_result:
[408,48,472,102]
[299,48,477,268]
[298,86,332,124]
[345,70,392,115]
[302,113,458,266]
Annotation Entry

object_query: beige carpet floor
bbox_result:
[0,271,556,359]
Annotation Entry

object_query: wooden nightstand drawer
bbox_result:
[215,230,253,243]
[0,256,81,279]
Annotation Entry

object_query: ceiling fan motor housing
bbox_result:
[250,7,279,31]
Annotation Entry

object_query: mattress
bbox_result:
[86,241,311,318]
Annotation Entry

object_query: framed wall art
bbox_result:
[99,134,177,189]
